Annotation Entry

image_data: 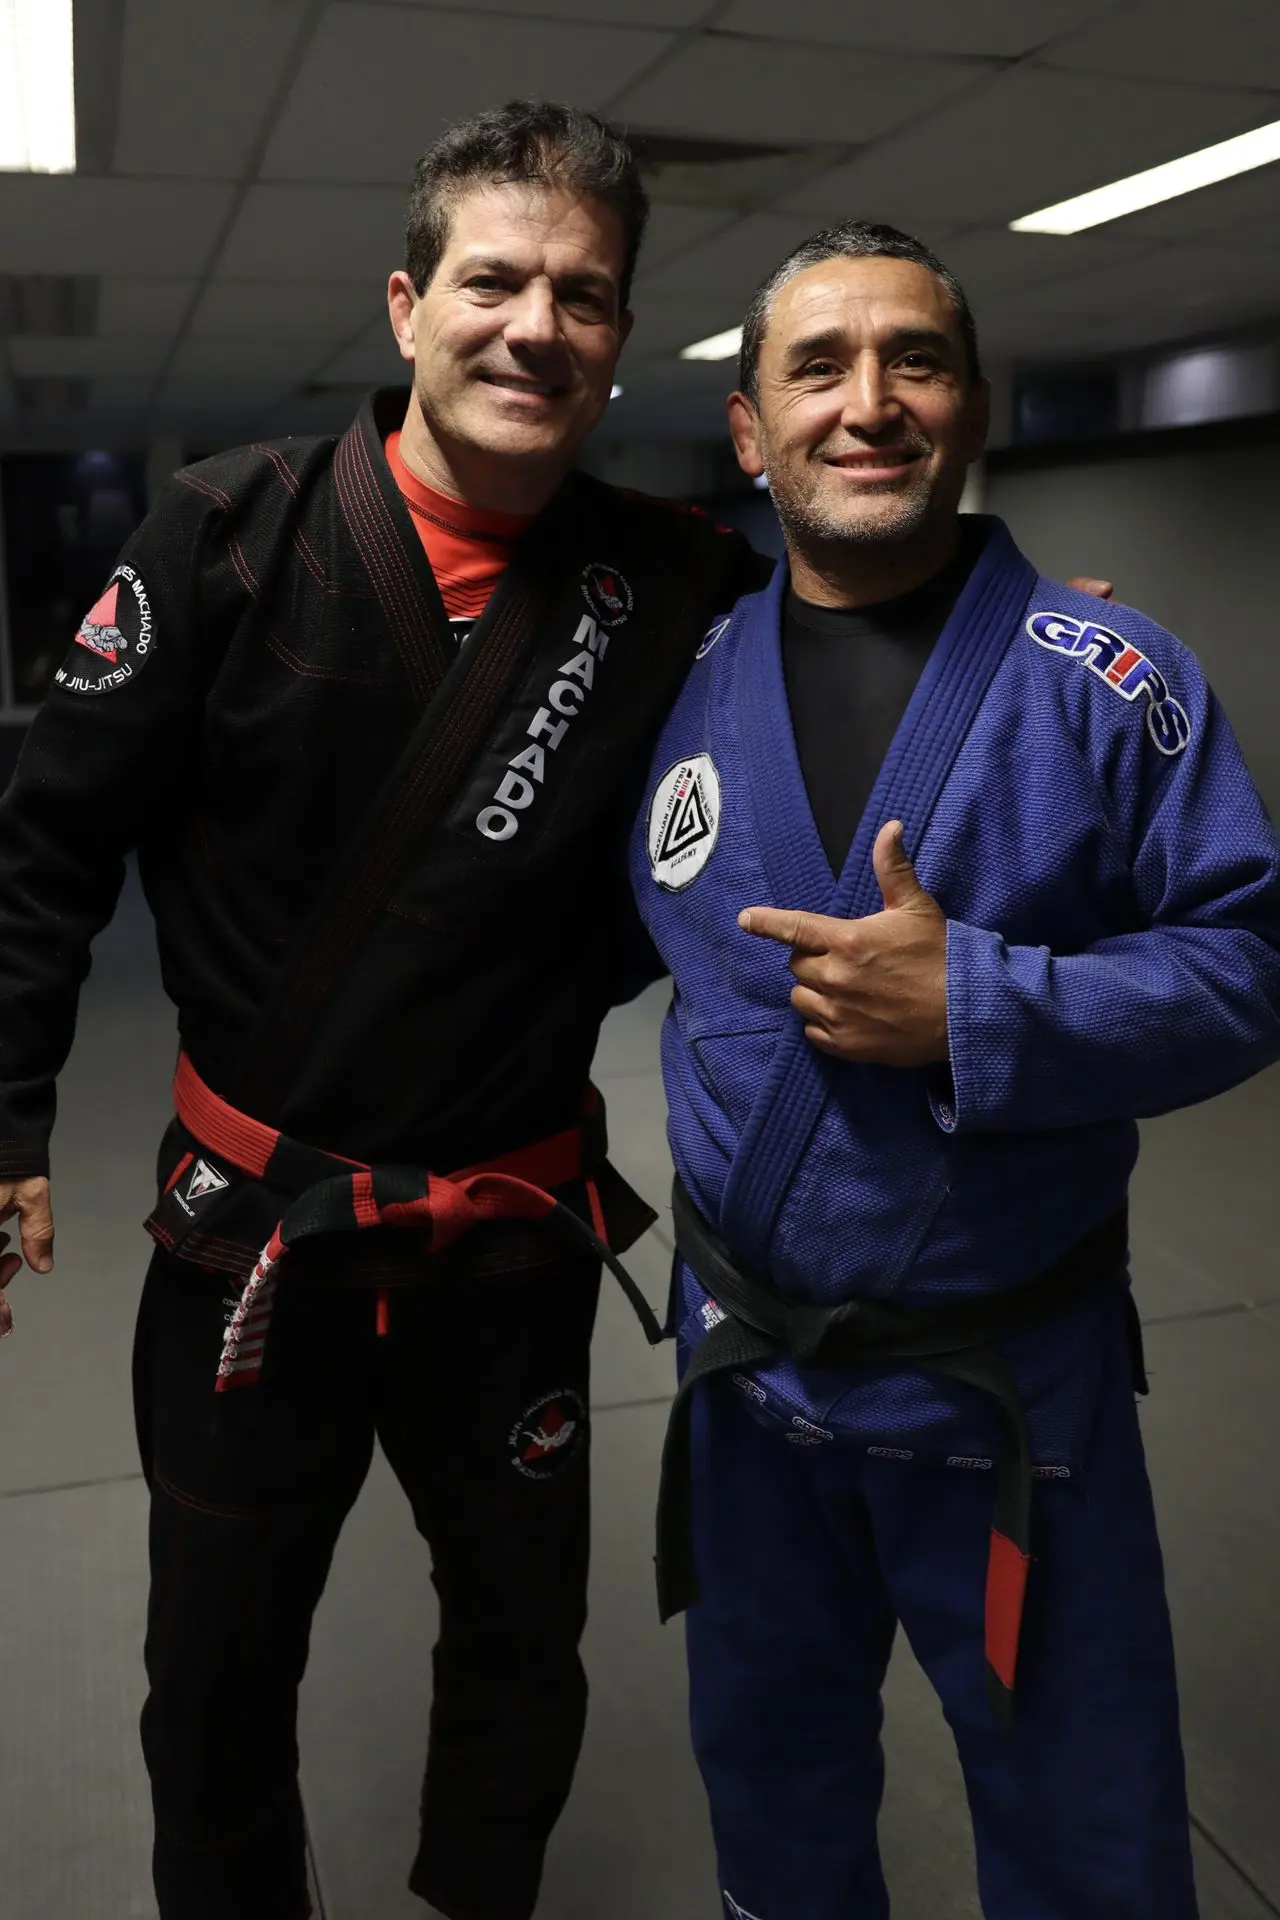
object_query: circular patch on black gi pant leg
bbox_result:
[581,562,633,628]
[56,564,155,696]
[508,1388,588,1481]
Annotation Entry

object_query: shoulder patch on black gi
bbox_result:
[56,565,155,697]
[648,754,722,891]
[1026,610,1191,756]
[508,1388,588,1481]
[581,561,633,628]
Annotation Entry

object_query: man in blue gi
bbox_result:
[631,222,1280,1919]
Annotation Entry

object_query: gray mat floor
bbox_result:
[2,868,1279,1918]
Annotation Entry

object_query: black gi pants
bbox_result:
[132,1244,601,1920]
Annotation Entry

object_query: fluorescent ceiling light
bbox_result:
[0,0,76,174]
[610,383,623,399]
[1011,116,1280,235]
[680,326,743,362]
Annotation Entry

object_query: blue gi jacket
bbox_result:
[630,518,1280,1471]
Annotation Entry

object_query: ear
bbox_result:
[727,391,765,480]
[388,271,418,365]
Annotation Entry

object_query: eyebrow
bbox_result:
[783,324,959,366]
[457,254,615,292]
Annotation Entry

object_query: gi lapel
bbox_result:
[719,518,1038,1263]
[232,406,590,1119]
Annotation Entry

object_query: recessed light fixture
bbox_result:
[0,0,76,175]
[610,384,623,399]
[1011,116,1280,235]
[679,326,743,362]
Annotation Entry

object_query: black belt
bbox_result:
[659,1178,1132,1727]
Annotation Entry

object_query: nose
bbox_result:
[839,353,900,438]
[504,277,560,354]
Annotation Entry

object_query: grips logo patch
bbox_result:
[648,754,722,890]
[1027,611,1191,756]
[57,565,154,696]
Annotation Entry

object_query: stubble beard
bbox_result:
[769,450,940,558]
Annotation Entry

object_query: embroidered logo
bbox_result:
[725,1894,765,1920]
[732,1372,767,1406]
[946,1455,993,1471]
[171,1156,232,1220]
[700,1297,728,1331]
[868,1445,914,1462]
[695,616,731,661]
[648,754,722,891]
[581,562,633,628]
[1033,1464,1072,1480]
[57,565,155,696]
[476,613,610,842]
[187,1159,229,1202]
[788,1415,834,1445]
[509,1388,588,1481]
[1027,611,1191,756]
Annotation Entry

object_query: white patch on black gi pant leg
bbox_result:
[508,1388,588,1481]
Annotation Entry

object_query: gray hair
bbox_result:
[738,221,981,404]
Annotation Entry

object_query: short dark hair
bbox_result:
[405,100,649,307]
[738,221,981,404]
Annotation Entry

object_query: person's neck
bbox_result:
[787,518,963,610]
[396,396,569,518]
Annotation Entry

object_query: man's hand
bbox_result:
[738,822,949,1067]
[0,1177,55,1339]
[1066,576,1113,599]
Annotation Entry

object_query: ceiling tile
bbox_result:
[89,377,156,411]
[189,279,384,343]
[218,185,407,282]
[636,211,859,302]
[166,338,322,383]
[1044,0,1280,91]
[613,35,989,145]
[939,228,1148,302]
[716,0,1115,57]
[370,0,709,18]
[8,337,168,379]
[0,179,232,276]
[776,67,1280,228]
[98,279,197,339]
[113,0,307,180]
[639,205,738,275]
[263,5,673,184]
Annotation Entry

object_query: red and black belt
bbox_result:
[661,1176,1131,1730]
[166,1053,664,1392]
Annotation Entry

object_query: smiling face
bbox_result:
[729,254,989,560]
[389,179,632,502]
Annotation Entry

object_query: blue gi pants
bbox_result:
[685,1301,1198,1919]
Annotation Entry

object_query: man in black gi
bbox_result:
[0,103,761,1920]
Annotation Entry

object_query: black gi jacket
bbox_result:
[0,391,764,1260]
